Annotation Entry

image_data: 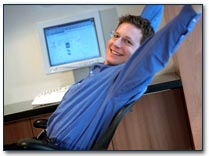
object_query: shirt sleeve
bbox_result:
[141,4,164,32]
[112,5,202,99]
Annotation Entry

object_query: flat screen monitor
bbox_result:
[38,11,106,74]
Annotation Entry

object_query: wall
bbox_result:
[4,4,175,105]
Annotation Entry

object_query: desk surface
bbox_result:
[4,73,182,122]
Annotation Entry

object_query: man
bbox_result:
[46,5,202,150]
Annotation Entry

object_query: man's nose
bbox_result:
[113,37,123,47]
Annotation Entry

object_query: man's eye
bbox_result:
[113,33,120,38]
[124,39,133,45]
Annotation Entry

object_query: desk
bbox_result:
[5,73,186,147]
[4,73,182,122]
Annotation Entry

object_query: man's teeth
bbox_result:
[112,50,122,56]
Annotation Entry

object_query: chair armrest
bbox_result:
[16,138,58,150]
[33,119,48,129]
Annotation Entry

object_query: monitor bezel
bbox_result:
[38,10,106,74]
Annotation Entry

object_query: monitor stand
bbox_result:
[73,67,90,83]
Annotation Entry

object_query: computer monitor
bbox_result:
[38,10,106,74]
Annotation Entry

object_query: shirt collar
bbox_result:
[90,63,112,75]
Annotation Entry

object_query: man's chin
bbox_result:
[105,60,122,66]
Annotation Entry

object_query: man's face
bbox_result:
[105,23,143,65]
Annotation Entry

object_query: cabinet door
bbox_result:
[111,89,193,150]
[4,119,34,145]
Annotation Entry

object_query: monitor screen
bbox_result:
[44,18,101,66]
[38,11,106,74]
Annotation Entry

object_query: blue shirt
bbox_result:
[47,5,201,150]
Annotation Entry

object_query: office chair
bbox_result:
[16,101,136,150]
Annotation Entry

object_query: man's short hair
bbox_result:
[117,15,154,44]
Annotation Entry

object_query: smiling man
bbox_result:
[105,15,153,65]
[46,5,202,150]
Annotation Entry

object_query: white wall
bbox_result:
[4,4,175,105]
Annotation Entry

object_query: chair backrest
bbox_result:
[91,101,136,150]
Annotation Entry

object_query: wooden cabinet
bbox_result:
[4,88,189,149]
[177,16,202,151]
[165,5,203,150]
[4,113,51,145]
[4,88,193,150]
[111,88,193,150]
[4,119,34,145]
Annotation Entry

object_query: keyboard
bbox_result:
[32,86,69,106]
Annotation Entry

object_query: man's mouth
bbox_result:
[111,50,123,56]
